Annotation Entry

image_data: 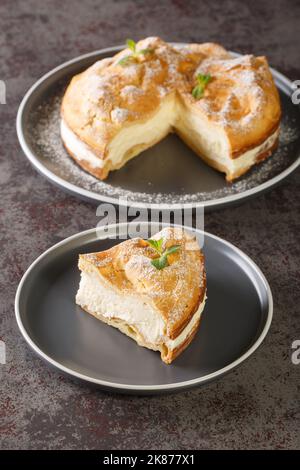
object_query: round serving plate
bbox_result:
[15,222,273,394]
[16,44,300,210]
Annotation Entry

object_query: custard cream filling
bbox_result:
[61,94,176,171]
[76,270,206,351]
[176,106,279,177]
[61,113,279,179]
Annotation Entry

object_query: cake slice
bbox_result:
[76,227,207,364]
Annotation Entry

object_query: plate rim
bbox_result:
[15,222,273,392]
[16,44,300,210]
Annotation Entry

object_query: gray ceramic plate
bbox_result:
[15,222,273,394]
[16,45,300,211]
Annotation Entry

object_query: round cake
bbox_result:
[61,37,281,181]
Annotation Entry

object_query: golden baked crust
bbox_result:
[61,37,281,180]
[78,227,206,342]
[164,318,202,364]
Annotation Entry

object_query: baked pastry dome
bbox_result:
[76,227,207,364]
[61,37,281,181]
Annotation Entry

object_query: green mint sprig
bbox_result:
[118,38,154,66]
[192,73,211,99]
[145,237,181,270]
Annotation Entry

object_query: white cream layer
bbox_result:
[60,119,105,168]
[61,111,278,179]
[224,127,279,176]
[177,107,279,178]
[76,270,206,351]
[61,95,176,171]
[107,94,176,168]
[166,296,206,350]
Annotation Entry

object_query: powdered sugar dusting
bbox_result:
[157,86,168,97]
[197,55,267,130]
[99,228,205,330]
[121,64,140,79]
[121,85,144,99]
[111,107,130,123]
[85,74,110,102]
[28,82,300,206]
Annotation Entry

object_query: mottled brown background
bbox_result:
[0,0,299,450]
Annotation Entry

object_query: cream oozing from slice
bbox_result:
[76,270,206,351]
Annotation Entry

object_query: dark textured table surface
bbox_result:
[0,0,299,450]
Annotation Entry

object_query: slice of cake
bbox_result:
[76,227,207,364]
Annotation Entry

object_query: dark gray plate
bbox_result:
[16,45,300,210]
[15,223,272,394]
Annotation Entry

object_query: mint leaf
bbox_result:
[151,254,168,270]
[119,40,154,67]
[146,238,164,254]
[192,73,211,100]
[192,85,203,99]
[147,241,181,270]
[164,245,180,256]
[118,55,135,66]
[197,73,211,86]
[126,38,136,52]
[138,48,154,55]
